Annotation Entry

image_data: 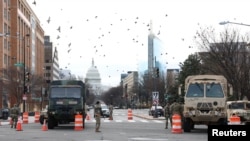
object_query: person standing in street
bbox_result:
[10,104,20,128]
[94,101,102,132]
[164,102,170,129]
[170,99,184,128]
[109,103,113,120]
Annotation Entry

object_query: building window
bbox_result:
[4,23,7,33]
[4,39,7,49]
[7,40,10,51]
[4,8,7,19]
[4,54,7,65]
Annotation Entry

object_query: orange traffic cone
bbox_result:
[74,114,83,131]
[171,114,182,134]
[16,118,23,131]
[41,119,48,131]
[128,109,133,120]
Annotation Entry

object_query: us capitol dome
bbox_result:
[85,58,102,95]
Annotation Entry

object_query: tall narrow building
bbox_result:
[147,20,166,77]
[44,36,60,83]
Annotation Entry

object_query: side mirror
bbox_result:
[229,84,233,96]
[178,84,182,96]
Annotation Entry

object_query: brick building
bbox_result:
[0,0,44,111]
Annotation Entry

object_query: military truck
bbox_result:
[44,80,87,129]
[179,75,233,132]
[226,99,250,125]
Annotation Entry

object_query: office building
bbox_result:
[0,0,44,109]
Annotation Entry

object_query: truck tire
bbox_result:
[183,118,191,132]
[191,123,194,129]
[48,117,55,129]
[218,118,227,125]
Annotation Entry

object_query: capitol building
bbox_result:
[85,58,102,95]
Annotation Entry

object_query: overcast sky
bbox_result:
[27,0,250,86]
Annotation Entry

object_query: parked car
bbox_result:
[28,111,35,116]
[101,104,110,118]
[149,106,164,117]
[0,108,9,120]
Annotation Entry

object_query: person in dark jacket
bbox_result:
[10,104,20,128]
[170,99,184,128]
[164,102,170,129]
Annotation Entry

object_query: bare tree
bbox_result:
[195,26,250,100]
[30,73,46,110]
[1,66,23,106]
[85,83,96,105]
[166,71,177,93]
[101,86,123,107]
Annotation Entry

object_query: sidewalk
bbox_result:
[0,116,36,126]
[0,118,10,125]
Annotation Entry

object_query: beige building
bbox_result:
[122,71,138,107]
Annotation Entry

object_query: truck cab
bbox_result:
[179,75,232,132]
[226,99,250,125]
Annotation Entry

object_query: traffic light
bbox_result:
[24,85,30,93]
[155,67,159,78]
[25,72,30,82]
[24,86,28,93]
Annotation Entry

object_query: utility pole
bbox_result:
[23,34,29,113]
[153,56,159,118]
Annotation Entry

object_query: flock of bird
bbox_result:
[29,0,195,84]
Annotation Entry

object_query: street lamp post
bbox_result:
[23,34,29,113]
[219,21,250,27]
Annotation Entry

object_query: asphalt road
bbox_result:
[0,109,208,141]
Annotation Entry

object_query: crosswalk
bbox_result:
[85,119,164,123]
[85,111,165,124]
[0,110,165,126]
[0,119,164,126]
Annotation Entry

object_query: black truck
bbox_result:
[41,80,87,129]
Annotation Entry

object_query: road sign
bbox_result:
[14,63,24,67]
[153,100,158,105]
[23,94,27,100]
[152,91,159,100]
[152,91,159,105]
[32,97,41,101]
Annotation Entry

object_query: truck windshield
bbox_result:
[206,83,224,98]
[186,83,204,97]
[50,87,81,98]
[186,83,224,98]
[229,103,245,109]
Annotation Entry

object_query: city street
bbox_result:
[0,109,207,141]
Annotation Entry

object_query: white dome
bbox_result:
[86,66,100,79]
[85,58,101,81]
